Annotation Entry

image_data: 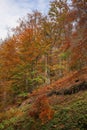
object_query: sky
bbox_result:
[0,0,50,40]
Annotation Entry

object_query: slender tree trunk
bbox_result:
[44,54,50,85]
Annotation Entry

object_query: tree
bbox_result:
[68,0,87,70]
[47,0,71,80]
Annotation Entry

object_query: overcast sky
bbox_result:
[0,0,50,40]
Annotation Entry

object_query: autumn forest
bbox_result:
[0,0,87,130]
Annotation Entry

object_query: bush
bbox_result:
[29,96,54,124]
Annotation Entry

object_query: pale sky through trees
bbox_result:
[0,0,50,40]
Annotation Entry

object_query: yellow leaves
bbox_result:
[50,64,65,71]
[7,108,23,118]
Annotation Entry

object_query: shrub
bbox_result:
[29,95,54,124]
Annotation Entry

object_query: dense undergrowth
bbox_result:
[0,68,87,130]
[0,83,87,130]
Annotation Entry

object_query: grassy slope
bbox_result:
[0,68,87,130]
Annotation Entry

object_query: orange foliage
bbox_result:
[29,96,54,124]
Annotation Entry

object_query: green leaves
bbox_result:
[59,51,70,60]
[0,123,4,129]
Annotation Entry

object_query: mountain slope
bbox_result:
[0,67,87,130]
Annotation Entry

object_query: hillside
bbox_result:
[0,1,87,129]
[0,67,87,130]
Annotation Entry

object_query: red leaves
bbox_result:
[29,96,54,124]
